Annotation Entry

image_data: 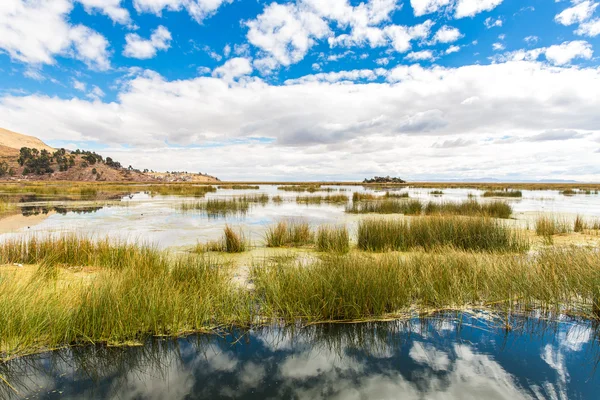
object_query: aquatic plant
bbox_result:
[296,194,349,204]
[252,247,600,321]
[352,192,378,202]
[265,221,313,248]
[346,199,423,215]
[277,185,320,193]
[560,189,577,196]
[316,225,350,253]
[271,195,283,203]
[357,216,528,252]
[574,215,585,233]
[179,198,251,217]
[384,191,409,198]
[429,190,444,195]
[482,190,522,198]
[218,185,260,190]
[424,200,512,219]
[197,226,247,253]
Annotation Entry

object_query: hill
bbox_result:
[0,128,219,182]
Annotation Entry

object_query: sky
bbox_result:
[0,0,599,182]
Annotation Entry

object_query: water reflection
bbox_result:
[20,205,104,216]
[1,313,598,399]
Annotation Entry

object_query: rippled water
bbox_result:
[1,185,599,250]
[1,313,598,399]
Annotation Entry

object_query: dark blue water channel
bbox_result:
[2,312,599,399]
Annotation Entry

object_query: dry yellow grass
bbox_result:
[0,127,55,152]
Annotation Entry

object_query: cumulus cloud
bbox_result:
[212,57,253,81]
[123,26,172,59]
[246,1,434,71]
[455,0,504,18]
[410,0,453,16]
[525,130,587,142]
[0,0,111,70]
[575,18,600,36]
[133,0,233,23]
[555,0,598,26]
[493,40,593,66]
[405,50,435,61]
[446,45,461,54]
[432,26,463,43]
[76,0,130,24]
[2,60,600,180]
[484,16,503,28]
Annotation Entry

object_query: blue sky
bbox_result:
[1,0,600,181]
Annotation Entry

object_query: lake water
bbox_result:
[1,185,599,250]
[1,312,598,399]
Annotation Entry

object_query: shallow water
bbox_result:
[1,313,598,399]
[1,185,599,250]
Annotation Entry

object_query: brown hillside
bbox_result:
[0,127,55,152]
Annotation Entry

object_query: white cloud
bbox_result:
[544,40,593,65]
[524,35,539,45]
[123,26,172,59]
[133,0,233,23]
[484,16,503,28]
[575,17,600,36]
[492,42,505,51]
[410,0,453,17]
[2,60,600,180]
[446,45,461,54]
[245,2,331,68]
[405,50,435,61]
[555,0,598,26]
[212,57,253,81]
[0,0,111,70]
[73,79,87,91]
[246,1,434,70]
[76,0,130,24]
[455,0,504,18]
[432,26,463,43]
[87,85,105,100]
[223,44,231,57]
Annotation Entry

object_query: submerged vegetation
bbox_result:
[357,217,528,252]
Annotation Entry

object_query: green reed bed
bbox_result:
[560,189,577,196]
[296,194,349,205]
[384,191,409,198]
[271,195,283,203]
[277,185,320,193]
[482,190,523,198]
[352,192,378,202]
[0,198,16,215]
[251,247,600,322]
[196,226,247,253]
[346,199,423,215]
[218,185,260,190]
[424,200,512,219]
[357,216,528,252]
[316,226,350,253]
[179,198,251,217]
[0,236,253,359]
[535,216,572,236]
[265,221,313,248]
[429,190,444,195]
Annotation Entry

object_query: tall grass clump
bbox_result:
[346,199,423,215]
[296,194,349,205]
[179,198,251,217]
[574,215,586,233]
[0,198,16,215]
[218,185,260,190]
[357,216,528,252]
[482,190,522,198]
[535,216,572,236]
[277,185,320,193]
[352,192,378,202]
[560,189,577,196]
[252,247,600,322]
[197,226,247,253]
[384,191,409,198]
[429,190,444,195]
[316,226,350,253]
[0,251,253,359]
[424,200,512,219]
[265,221,313,247]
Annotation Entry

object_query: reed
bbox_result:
[424,200,512,219]
[482,190,523,198]
[271,195,283,203]
[535,216,572,236]
[218,185,260,190]
[352,192,378,202]
[265,221,313,247]
[357,216,528,252]
[574,215,586,233]
[296,194,349,204]
[384,191,409,198]
[346,199,423,215]
[196,226,247,253]
[251,247,600,321]
[179,198,250,217]
[316,225,350,253]
[560,189,577,196]
[429,190,444,195]
[277,185,320,193]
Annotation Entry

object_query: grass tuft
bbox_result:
[482,190,522,198]
[265,221,313,248]
[316,225,350,253]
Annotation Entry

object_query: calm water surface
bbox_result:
[1,313,598,399]
[1,185,599,249]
